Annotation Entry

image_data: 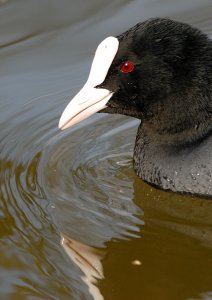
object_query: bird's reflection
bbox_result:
[61,234,104,300]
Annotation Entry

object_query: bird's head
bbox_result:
[59,18,210,130]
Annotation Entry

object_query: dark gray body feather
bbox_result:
[134,123,212,197]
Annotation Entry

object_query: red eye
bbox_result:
[120,61,134,73]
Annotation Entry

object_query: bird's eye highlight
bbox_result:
[120,61,134,73]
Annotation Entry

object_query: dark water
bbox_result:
[0,0,212,299]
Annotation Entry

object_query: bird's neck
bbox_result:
[133,113,212,195]
[142,88,212,146]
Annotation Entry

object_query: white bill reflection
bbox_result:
[61,234,104,300]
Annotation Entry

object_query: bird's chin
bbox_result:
[98,106,142,119]
[98,105,123,114]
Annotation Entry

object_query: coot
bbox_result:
[59,18,212,198]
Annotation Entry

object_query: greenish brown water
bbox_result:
[0,0,212,299]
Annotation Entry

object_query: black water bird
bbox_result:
[59,18,212,198]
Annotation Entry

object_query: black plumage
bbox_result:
[98,18,212,197]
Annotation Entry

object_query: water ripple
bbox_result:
[42,115,143,247]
